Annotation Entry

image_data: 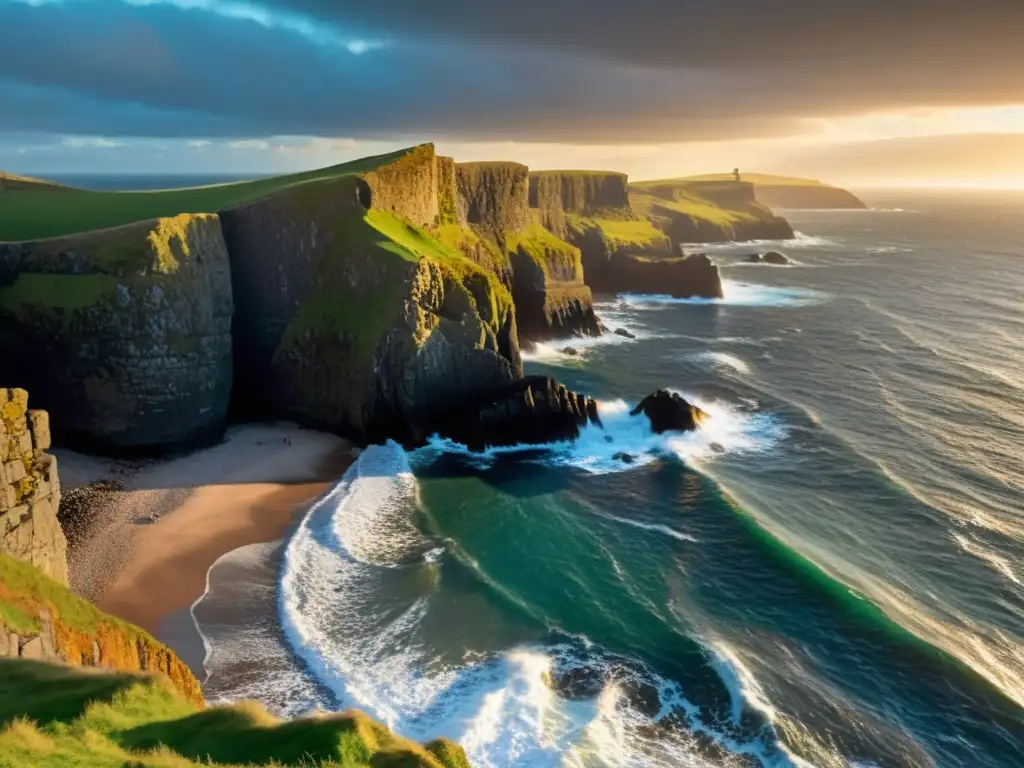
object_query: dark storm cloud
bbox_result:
[0,0,1022,143]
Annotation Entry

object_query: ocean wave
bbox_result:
[276,442,793,766]
[421,393,785,477]
[694,351,752,375]
[617,280,824,309]
[689,231,839,250]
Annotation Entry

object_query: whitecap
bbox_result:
[695,351,751,374]
[619,280,824,309]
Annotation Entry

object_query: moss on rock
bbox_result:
[0,215,234,453]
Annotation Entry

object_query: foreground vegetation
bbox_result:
[0,149,410,241]
[0,660,468,768]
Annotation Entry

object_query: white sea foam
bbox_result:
[276,440,795,767]
[696,351,752,374]
[694,231,839,251]
[618,280,823,309]
[422,392,785,478]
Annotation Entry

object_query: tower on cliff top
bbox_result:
[733,168,741,182]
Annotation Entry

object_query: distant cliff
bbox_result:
[681,173,866,210]
[529,170,734,299]
[628,178,795,246]
[450,162,600,343]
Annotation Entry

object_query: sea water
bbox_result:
[194,189,1024,767]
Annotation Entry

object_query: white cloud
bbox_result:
[61,135,122,148]
[187,139,212,148]
[228,139,271,150]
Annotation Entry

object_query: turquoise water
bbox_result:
[198,190,1024,766]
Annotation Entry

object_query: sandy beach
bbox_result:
[56,423,353,672]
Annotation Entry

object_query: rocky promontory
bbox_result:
[681,173,866,210]
[629,178,795,245]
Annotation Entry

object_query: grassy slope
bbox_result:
[628,179,774,227]
[0,554,201,705]
[502,222,582,278]
[278,205,513,368]
[0,659,469,768]
[565,212,669,251]
[0,148,414,241]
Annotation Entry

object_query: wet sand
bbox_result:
[57,423,353,673]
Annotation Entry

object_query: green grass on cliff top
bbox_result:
[628,178,771,227]
[644,172,827,187]
[0,659,469,768]
[0,147,418,242]
[566,214,668,250]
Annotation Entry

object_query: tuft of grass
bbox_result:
[0,659,470,768]
[0,147,427,241]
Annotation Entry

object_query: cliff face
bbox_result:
[1,390,65,585]
[602,253,723,299]
[0,551,201,704]
[453,163,599,345]
[222,167,522,445]
[505,222,600,341]
[753,184,867,210]
[456,161,530,235]
[529,171,631,239]
[0,215,234,453]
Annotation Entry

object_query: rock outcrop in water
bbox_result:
[746,250,791,265]
[631,390,707,433]
[438,375,601,451]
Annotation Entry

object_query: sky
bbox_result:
[2,0,1024,185]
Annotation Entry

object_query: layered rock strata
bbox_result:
[0,389,66,584]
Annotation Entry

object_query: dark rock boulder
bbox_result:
[612,452,635,464]
[631,390,707,433]
[761,250,791,265]
[608,253,723,299]
[613,328,636,339]
[435,375,601,451]
[747,250,790,265]
[543,666,606,700]
[562,347,580,357]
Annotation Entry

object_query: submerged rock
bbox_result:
[630,390,707,434]
[612,452,635,464]
[613,328,637,339]
[562,347,581,357]
[543,666,606,700]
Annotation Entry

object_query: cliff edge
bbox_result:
[683,172,866,210]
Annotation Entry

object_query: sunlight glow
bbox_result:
[806,105,1024,143]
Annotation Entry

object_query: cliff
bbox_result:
[629,178,795,246]
[0,552,201,704]
[222,162,522,445]
[528,171,630,239]
[683,172,867,210]
[1,389,66,585]
[451,162,600,344]
[0,214,234,453]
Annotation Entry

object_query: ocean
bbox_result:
[192,189,1024,767]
